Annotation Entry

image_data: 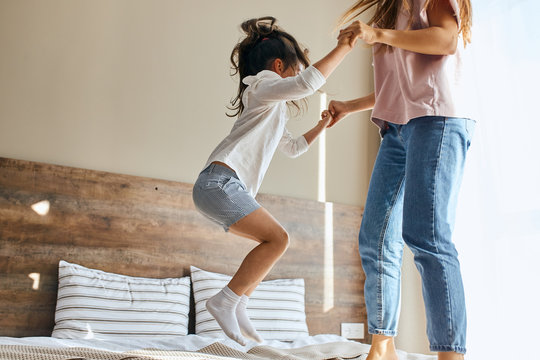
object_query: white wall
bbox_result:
[0,0,429,355]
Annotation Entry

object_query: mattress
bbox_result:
[0,334,436,360]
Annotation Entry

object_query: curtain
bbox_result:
[454,1,540,359]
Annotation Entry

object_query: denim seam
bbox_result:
[432,118,455,345]
[220,186,248,219]
[376,171,405,330]
[397,125,405,144]
[200,178,246,224]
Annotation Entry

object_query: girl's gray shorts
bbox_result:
[192,163,261,232]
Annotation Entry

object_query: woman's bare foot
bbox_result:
[366,334,399,360]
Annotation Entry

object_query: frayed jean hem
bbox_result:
[430,345,466,354]
[368,328,398,337]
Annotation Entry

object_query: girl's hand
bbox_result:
[337,31,357,49]
[327,100,351,128]
[319,110,333,128]
[302,110,334,146]
[338,20,378,46]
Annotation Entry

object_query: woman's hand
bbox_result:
[327,100,351,128]
[327,94,375,128]
[338,1,459,55]
[338,20,379,46]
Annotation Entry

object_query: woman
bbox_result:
[329,1,473,359]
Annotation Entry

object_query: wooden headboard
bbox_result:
[0,157,366,339]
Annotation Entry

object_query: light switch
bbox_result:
[341,322,364,339]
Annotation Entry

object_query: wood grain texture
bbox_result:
[0,157,367,340]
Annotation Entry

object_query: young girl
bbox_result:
[329,1,473,360]
[192,17,355,345]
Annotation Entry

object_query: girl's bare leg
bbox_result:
[227,206,290,295]
[206,207,289,344]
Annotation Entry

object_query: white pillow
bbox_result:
[190,266,309,341]
[52,260,190,339]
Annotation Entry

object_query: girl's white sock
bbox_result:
[236,295,263,343]
[206,286,247,346]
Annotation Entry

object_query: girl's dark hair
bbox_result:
[228,16,310,117]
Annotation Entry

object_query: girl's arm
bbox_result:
[251,33,356,103]
[339,0,459,55]
[303,110,333,145]
[312,33,356,78]
[327,93,375,128]
[279,111,333,158]
[250,66,327,103]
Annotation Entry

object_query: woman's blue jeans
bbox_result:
[359,116,475,354]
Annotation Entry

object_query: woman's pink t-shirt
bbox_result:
[371,0,470,128]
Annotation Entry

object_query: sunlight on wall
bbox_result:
[318,92,327,203]
[28,273,40,290]
[323,202,334,312]
[31,200,50,216]
[319,91,335,312]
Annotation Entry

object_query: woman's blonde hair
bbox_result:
[338,0,472,46]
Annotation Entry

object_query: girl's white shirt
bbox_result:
[203,65,326,197]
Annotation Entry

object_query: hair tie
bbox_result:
[262,37,269,41]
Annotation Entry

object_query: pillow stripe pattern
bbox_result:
[190,266,309,341]
[52,260,190,339]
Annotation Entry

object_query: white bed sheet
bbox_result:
[0,334,435,360]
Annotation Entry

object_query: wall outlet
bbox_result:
[341,322,364,339]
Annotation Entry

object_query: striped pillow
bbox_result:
[51,260,190,339]
[190,266,309,341]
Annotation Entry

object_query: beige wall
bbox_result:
[0,0,377,206]
[0,0,428,354]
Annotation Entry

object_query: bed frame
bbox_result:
[0,157,367,340]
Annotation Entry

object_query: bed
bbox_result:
[0,157,435,360]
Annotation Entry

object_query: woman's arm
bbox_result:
[339,0,459,55]
[327,92,375,127]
